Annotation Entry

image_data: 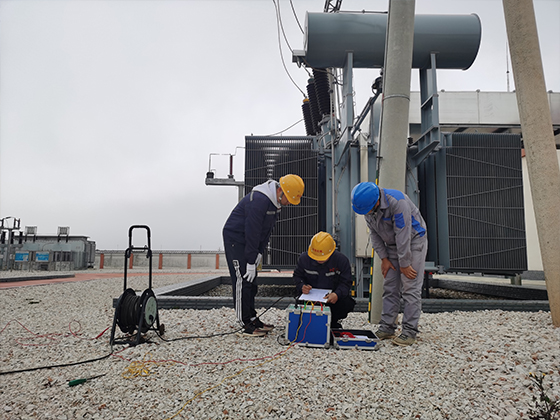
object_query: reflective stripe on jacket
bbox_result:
[222,190,280,264]
[293,250,352,299]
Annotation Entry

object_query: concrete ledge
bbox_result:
[0,273,75,283]
[432,278,548,300]
[112,275,551,313]
[420,299,549,312]
[113,295,550,313]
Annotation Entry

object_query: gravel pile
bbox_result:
[1,271,559,419]
[201,284,502,300]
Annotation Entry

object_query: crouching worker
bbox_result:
[223,174,305,337]
[293,232,356,329]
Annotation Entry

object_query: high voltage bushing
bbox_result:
[312,68,331,117]
[306,78,321,134]
[302,98,315,136]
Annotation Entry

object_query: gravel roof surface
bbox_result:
[1,270,559,419]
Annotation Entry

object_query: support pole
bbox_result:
[370,0,416,323]
[503,0,560,326]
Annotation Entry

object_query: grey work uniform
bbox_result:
[364,188,427,338]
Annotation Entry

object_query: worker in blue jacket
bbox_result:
[293,231,356,329]
[352,182,427,346]
[223,174,304,337]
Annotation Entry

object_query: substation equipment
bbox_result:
[110,225,164,346]
[207,11,531,299]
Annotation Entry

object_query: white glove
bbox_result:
[255,253,263,269]
[244,263,257,283]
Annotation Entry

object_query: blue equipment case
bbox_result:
[332,329,379,351]
[285,304,331,348]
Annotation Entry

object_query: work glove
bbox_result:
[255,253,263,270]
[244,263,257,283]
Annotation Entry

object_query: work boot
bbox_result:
[375,330,396,340]
[238,322,267,337]
[254,318,275,332]
[392,334,416,346]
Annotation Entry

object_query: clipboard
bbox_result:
[298,288,331,303]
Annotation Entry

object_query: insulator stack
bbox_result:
[313,68,331,117]
[306,78,321,134]
[302,98,314,136]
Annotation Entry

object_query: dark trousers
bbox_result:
[223,239,257,326]
[327,295,356,325]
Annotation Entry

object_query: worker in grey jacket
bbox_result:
[351,182,427,346]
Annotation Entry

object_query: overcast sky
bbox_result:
[1,0,559,251]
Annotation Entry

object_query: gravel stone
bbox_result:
[0,269,559,419]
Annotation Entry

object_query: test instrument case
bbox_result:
[285,304,331,348]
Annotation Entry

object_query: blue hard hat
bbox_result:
[351,182,380,215]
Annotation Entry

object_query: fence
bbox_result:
[95,251,227,270]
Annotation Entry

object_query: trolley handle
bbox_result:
[128,225,151,251]
[123,225,153,292]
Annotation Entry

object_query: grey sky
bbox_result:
[1,0,559,250]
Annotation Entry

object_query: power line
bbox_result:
[271,0,306,97]
[263,118,304,136]
[289,0,304,34]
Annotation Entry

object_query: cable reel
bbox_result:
[110,225,164,347]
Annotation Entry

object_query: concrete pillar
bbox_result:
[99,253,104,269]
[215,254,220,269]
[370,0,416,323]
[129,253,134,270]
[187,253,192,269]
[503,0,560,326]
[158,253,163,270]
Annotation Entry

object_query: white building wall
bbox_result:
[522,150,560,271]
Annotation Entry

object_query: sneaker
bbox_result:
[392,334,416,346]
[375,330,396,340]
[238,322,267,337]
[254,318,275,332]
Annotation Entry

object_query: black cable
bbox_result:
[0,351,113,376]
[155,327,242,342]
[156,296,287,343]
[0,296,288,374]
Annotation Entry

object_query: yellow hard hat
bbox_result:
[279,174,304,205]
[308,231,336,262]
